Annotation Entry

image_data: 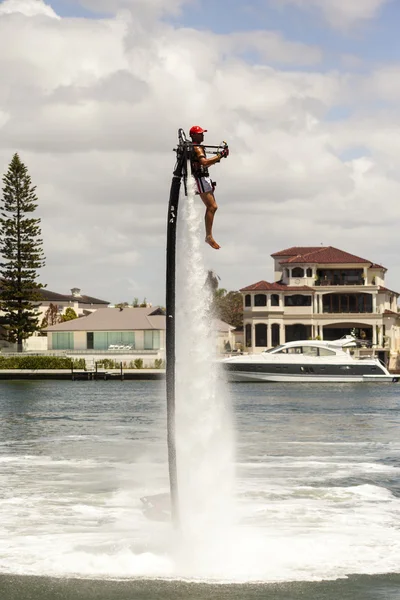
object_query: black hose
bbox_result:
[165,134,187,526]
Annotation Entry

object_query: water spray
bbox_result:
[165,129,228,526]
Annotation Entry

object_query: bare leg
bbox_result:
[200,191,220,249]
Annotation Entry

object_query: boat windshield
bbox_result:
[263,345,336,356]
[263,346,285,353]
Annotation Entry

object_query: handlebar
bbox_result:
[173,129,228,156]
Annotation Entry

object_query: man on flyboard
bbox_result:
[189,125,229,250]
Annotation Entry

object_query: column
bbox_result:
[281,324,286,344]
[378,325,383,347]
[252,324,256,353]
[372,325,377,346]
[372,294,377,313]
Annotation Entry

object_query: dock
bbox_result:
[0,369,165,381]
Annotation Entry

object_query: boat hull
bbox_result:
[225,371,398,383]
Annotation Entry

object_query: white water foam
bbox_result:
[174,169,236,577]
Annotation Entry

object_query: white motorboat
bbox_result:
[221,338,398,383]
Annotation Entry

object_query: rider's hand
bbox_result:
[220,147,229,158]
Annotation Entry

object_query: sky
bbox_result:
[0,0,400,305]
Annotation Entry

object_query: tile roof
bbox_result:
[271,246,324,257]
[0,280,110,305]
[46,307,166,332]
[275,246,377,266]
[240,281,314,292]
[40,289,110,305]
[272,247,386,270]
[378,286,400,296]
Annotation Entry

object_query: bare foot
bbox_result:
[205,235,220,250]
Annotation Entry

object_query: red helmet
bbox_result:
[190,125,207,137]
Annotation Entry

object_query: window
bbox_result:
[245,324,252,347]
[245,295,251,307]
[255,323,267,346]
[52,332,74,350]
[322,293,372,314]
[144,330,160,350]
[87,332,94,350]
[318,347,335,356]
[271,323,280,346]
[306,268,312,277]
[93,332,135,350]
[254,294,267,307]
[302,346,318,357]
[292,267,304,278]
[271,294,280,306]
[285,295,312,307]
[277,346,303,354]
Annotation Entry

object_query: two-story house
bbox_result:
[241,246,400,358]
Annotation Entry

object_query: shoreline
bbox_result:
[0,369,165,380]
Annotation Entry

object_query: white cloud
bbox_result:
[223,30,322,66]
[0,0,399,303]
[272,0,390,29]
[0,0,58,18]
[71,0,192,17]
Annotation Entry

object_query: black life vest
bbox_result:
[190,145,209,178]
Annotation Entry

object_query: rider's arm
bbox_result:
[194,145,222,167]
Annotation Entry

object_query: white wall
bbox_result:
[23,336,48,352]
[73,332,87,350]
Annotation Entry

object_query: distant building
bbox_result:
[0,285,109,351]
[45,306,235,362]
[241,246,400,357]
[39,287,109,317]
[46,306,165,354]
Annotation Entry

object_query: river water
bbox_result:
[1,380,400,599]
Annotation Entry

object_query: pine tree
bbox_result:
[0,154,46,351]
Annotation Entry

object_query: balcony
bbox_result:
[315,278,364,287]
[315,269,365,287]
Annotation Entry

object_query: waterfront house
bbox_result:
[46,306,235,364]
[38,287,110,317]
[241,246,400,364]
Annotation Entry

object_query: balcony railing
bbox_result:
[322,308,373,314]
[315,279,364,286]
